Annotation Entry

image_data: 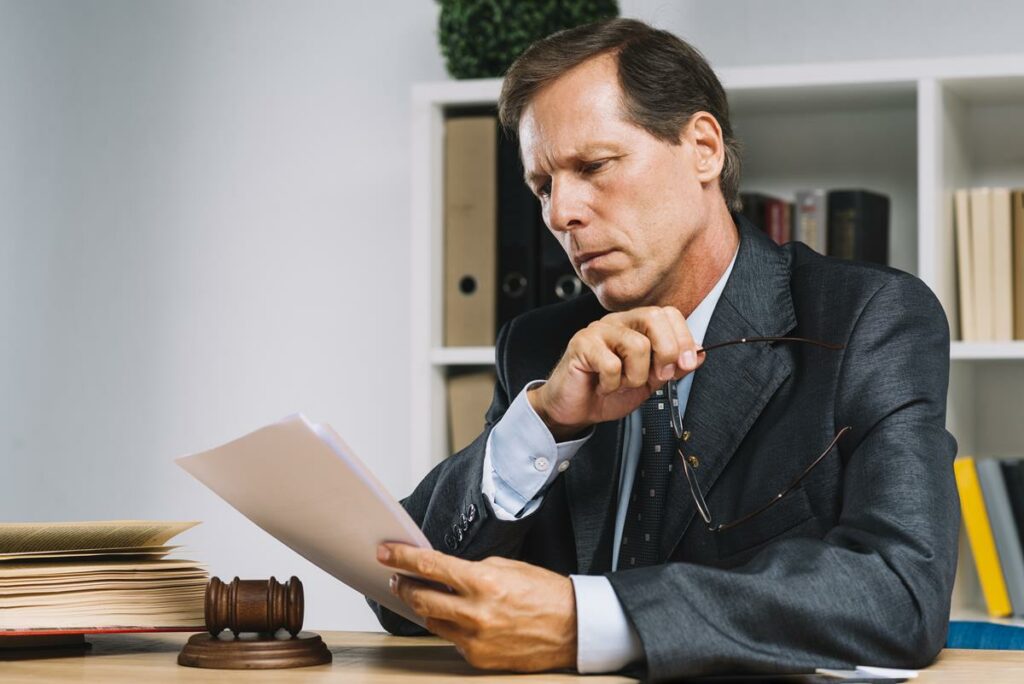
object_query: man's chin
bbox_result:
[590,281,646,312]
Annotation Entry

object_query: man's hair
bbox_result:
[498,18,742,213]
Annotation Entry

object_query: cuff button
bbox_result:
[444,533,457,549]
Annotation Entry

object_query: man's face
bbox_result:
[518,54,712,311]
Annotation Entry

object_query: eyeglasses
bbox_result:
[669,336,852,533]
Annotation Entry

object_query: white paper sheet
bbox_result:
[175,414,431,627]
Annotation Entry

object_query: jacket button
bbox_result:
[682,430,691,442]
[466,504,477,522]
[452,523,464,543]
[687,454,700,469]
[459,513,469,531]
[444,533,457,549]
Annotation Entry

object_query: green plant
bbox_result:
[437,0,619,79]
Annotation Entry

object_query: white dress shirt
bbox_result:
[480,248,738,673]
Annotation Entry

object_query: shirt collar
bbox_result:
[685,246,739,347]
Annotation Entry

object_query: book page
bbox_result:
[0,558,203,580]
[0,545,178,562]
[0,521,198,554]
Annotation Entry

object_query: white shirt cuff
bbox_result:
[570,574,644,673]
[483,380,592,518]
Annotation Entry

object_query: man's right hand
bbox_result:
[527,306,705,441]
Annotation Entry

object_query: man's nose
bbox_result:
[547,177,588,233]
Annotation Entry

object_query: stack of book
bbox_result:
[0,520,207,634]
[954,457,1024,618]
[739,189,890,265]
[953,188,1024,341]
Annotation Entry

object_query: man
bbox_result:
[369,18,958,681]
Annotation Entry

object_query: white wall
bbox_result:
[0,0,448,631]
[3,0,1024,631]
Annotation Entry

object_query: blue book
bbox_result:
[947,621,1024,649]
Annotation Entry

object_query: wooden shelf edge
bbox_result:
[950,342,1024,360]
[430,347,496,366]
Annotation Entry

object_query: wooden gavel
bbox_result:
[205,576,304,638]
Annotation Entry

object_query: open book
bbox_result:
[176,414,432,627]
[0,521,206,634]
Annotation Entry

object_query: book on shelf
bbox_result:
[971,187,996,340]
[0,520,206,634]
[497,126,540,331]
[954,457,1013,617]
[954,189,977,342]
[740,188,891,263]
[443,114,497,347]
[739,192,789,245]
[794,189,828,255]
[1014,190,1024,340]
[447,368,497,453]
[826,189,889,266]
[1002,461,1024,551]
[952,186,1024,342]
[976,459,1024,616]
[992,188,1015,341]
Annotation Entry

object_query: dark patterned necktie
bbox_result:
[618,387,677,569]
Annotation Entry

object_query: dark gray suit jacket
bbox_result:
[369,215,959,681]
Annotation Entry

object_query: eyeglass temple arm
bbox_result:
[698,336,845,355]
[712,425,854,533]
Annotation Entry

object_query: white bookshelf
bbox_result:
[409,55,1024,619]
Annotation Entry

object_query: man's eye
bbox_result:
[537,180,551,198]
[582,160,606,174]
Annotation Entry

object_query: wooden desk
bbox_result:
[1,631,1022,682]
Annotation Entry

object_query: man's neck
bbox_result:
[660,209,739,318]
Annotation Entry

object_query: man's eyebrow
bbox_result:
[523,144,623,186]
[524,170,547,187]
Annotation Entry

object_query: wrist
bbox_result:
[561,576,579,670]
[527,386,589,442]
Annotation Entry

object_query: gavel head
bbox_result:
[205,576,304,638]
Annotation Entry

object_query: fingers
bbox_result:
[390,574,464,622]
[603,306,701,380]
[424,616,466,643]
[378,544,472,594]
[579,322,650,393]
[658,306,702,375]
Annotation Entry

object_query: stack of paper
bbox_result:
[0,521,207,632]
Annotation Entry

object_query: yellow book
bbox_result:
[954,457,1012,617]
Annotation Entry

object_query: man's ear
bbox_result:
[683,112,725,184]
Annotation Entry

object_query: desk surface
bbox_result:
[1,630,1023,682]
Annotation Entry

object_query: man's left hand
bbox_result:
[377,543,577,672]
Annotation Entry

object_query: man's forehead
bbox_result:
[519,56,623,131]
[517,62,632,178]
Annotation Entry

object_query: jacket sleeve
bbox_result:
[606,273,959,681]
[366,317,556,635]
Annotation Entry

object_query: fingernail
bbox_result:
[389,574,399,594]
[682,350,697,369]
[660,364,674,380]
[377,545,391,563]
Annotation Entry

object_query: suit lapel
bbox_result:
[659,217,797,560]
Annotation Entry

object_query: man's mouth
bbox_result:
[573,249,615,269]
